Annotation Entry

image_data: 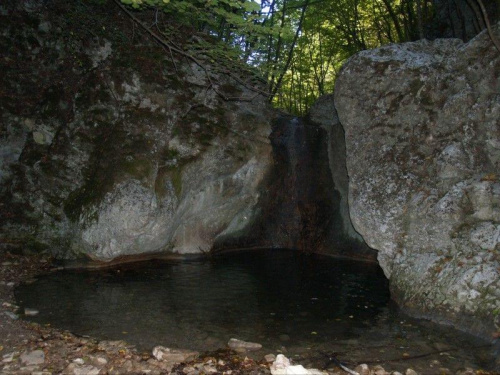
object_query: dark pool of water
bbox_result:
[15,250,497,372]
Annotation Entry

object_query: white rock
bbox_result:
[264,354,276,363]
[270,354,327,375]
[25,308,39,316]
[73,365,100,375]
[355,364,370,375]
[95,357,108,365]
[73,358,85,365]
[152,346,198,363]
[2,352,15,363]
[20,350,45,366]
[227,338,262,351]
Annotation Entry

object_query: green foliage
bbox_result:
[120,0,436,114]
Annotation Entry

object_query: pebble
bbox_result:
[95,356,108,365]
[455,368,475,375]
[25,308,39,316]
[73,365,100,375]
[20,350,45,366]
[97,340,129,353]
[203,364,218,373]
[264,354,276,363]
[4,311,19,320]
[73,358,85,365]
[227,338,262,352]
[438,368,452,374]
[2,352,15,363]
[355,364,370,375]
[152,346,199,363]
[405,369,418,375]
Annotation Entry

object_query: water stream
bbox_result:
[15,249,496,372]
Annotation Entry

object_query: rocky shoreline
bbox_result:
[0,253,497,375]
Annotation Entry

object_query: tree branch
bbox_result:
[475,0,500,53]
[112,0,270,101]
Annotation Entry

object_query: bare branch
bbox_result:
[475,0,500,53]
[113,0,270,102]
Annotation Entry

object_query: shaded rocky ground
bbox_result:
[1,254,498,375]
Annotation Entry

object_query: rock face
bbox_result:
[0,0,272,260]
[335,27,500,337]
[215,109,374,260]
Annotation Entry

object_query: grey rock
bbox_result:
[2,352,16,363]
[354,364,370,375]
[264,354,276,363]
[97,340,130,353]
[73,365,100,375]
[335,24,500,337]
[308,95,363,243]
[24,308,39,316]
[152,346,198,363]
[4,311,18,320]
[227,338,262,351]
[20,350,45,366]
[0,2,273,260]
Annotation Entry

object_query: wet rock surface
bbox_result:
[224,111,374,260]
[335,25,500,338]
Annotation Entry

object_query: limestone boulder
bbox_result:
[0,0,272,260]
[335,25,500,337]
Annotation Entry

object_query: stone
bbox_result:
[373,365,389,375]
[270,355,326,375]
[455,368,475,375]
[405,370,418,375]
[335,24,500,338]
[0,1,273,262]
[203,364,218,374]
[227,338,262,352]
[73,358,85,365]
[73,365,100,375]
[2,352,15,363]
[152,346,198,363]
[4,311,18,320]
[182,366,197,374]
[264,354,276,363]
[97,340,129,353]
[20,350,45,366]
[24,308,39,316]
[94,357,108,365]
[354,364,370,375]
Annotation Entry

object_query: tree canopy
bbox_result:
[119,0,496,115]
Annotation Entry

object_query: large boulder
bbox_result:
[335,26,500,337]
[0,0,272,260]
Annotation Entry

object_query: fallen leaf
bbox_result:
[481,173,497,182]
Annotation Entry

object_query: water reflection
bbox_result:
[15,249,496,372]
